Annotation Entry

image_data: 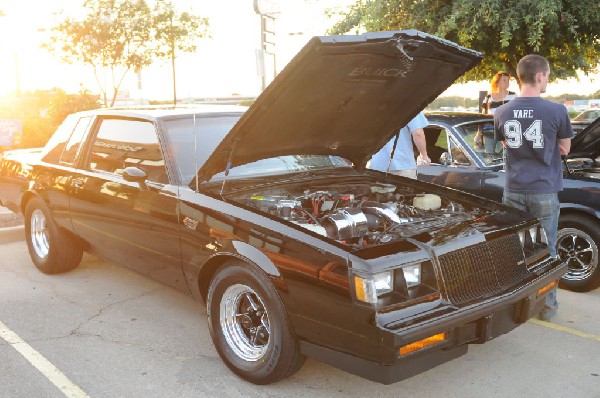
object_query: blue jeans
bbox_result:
[503,191,560,311]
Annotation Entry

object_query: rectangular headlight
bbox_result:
[354,271,393,304]
[402,264,422,288]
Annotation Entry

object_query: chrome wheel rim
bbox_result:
[557,227,598,282]
[30,209,50,259]
[220,284,270,362]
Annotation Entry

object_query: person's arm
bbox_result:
[411,128,430,166]
[559,138,571,156]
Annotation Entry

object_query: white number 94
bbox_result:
[503,120,544,148]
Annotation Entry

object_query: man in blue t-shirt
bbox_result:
[369,112,430,179]
[494,54,573,321]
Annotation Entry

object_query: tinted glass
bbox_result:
[40,114,79,164]
[88,118,168,183]
[163,115,352,185]
[456,122,504,166]
[164,115,239,184]
[60,116,92,165]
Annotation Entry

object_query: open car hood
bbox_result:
[569,117,600,159]
[197,30,482,182]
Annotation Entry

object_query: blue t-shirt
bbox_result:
[494,97,573,193]
[369,113,429,171]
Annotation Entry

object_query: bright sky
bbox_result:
[0,0,598,101]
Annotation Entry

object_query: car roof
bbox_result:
[74,104,249,120]
[424,111,492,125]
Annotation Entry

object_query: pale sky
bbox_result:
[0,0,597,101]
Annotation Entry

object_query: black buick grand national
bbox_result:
[0,31,565,384]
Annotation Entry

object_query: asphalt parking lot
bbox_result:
[1,221,599,398]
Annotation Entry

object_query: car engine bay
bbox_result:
[228,180,491,249]
[565,158,600,179]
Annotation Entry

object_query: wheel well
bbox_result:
[20,192,89,251]
[559,208,600,227]
[197,255,240,302]
[20,191,38,215]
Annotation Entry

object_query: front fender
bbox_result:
[191,240,282,303]
[559,203,600,220]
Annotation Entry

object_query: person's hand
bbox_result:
[417,155,431,166]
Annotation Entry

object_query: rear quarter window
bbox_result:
[40,115,80,164]
[59,116,93,166]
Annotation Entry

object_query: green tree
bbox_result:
[152,1,209,106]
[327,0,600,83]
[4,89,100,148]
[45,0,154,107]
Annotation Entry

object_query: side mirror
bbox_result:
[440,152,450,166]
[123,166,148,189]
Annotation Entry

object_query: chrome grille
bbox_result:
[437,234,531,306]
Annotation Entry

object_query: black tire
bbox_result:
[557,214,600,292]
[206,262,305,384]
[24,197,83,274]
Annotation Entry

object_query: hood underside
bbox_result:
[569,117,600,159]
[198,30,482,182]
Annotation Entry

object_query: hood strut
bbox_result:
[220,137,241,198]
[385,131,401,178]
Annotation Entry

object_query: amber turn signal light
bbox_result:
[536,280,558,298]
[399,332,447,356]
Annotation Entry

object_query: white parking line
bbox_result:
[0,320,90,398]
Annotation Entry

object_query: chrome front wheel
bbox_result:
[207,263,305,384]
[220,283,270,361]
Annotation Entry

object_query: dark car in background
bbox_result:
[417,112,600,292]
[571,109,600,135]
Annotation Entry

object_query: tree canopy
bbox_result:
[46,0,154,107]
[153,1,209,106]
[4,89,100,148]
[327,0,600,83]
[45,0,209,107]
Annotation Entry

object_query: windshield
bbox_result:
[455,121,504,166]
[163,114,352,185]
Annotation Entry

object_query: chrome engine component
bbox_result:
[322,207,368,241]
[360,201,404,225]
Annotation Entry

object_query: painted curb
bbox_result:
[0,225,25,244]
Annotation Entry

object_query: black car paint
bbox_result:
[0,107,566,384]
[0,30,566,384]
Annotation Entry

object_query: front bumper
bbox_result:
[300,256,566,384]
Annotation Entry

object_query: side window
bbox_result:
[40,115,80,164]
[423,127,448,164]
[449,137,471,165]
[88,118,168,184]
[59,116,92,166]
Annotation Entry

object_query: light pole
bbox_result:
[253,0,280,91]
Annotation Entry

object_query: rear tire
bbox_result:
[206,262,305,384]
[24,197,83,274]
[557,214,600,292]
